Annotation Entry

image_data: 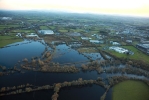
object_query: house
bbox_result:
[38,30,54,35]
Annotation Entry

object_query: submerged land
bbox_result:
[0,10,149,100]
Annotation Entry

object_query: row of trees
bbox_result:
[1,76,149,100]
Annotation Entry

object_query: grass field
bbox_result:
[40,26,49,30]
[58,29,68,33]
[0,35,23,47]
[0,25,20,28]
[112,80,149,100]
[11,30,35,33]
[107,45,149,64]
[49,26,55,30]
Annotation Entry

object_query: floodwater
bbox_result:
[0,40,111,100]
[0,40,45,68]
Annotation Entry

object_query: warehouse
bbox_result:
[136,44,149,54]
[38,30,54,35]
[109,46,128,53]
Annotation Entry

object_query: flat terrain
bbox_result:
[112,80,149,100]
[106,45,149,64]
[0,36,23,47]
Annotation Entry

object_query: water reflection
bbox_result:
[0,40,113,100]
[0,40,45,68]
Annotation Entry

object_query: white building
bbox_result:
[81,37,92,40]
[112,42,120,45]
[109,46,128,53]
[90,40,100,44]
[1,17,12,20]
[26,33,39,38]
[38,30,54,35]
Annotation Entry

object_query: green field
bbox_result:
[112,80,149,100]
[0,36,23,47]
[49,26,55,30]
[11,30,35,33]
[40,20,47,22]
[74,29,84,32]
[27,20,40,22]
[107,45,149,64]
[0,25,20,28]
[58,29,68,33]
[40,26,49,30]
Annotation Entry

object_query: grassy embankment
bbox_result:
[112,80,149,100]
[0,35,23,47]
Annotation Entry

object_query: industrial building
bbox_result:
[109,46,128,54]
[136,44,149,54]
[81,37,91,40]
[90,40,100,44]
[38,30,54,35]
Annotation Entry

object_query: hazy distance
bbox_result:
[0,0,149,17]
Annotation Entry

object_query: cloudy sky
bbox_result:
[0,0,149,17]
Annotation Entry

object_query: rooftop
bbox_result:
[137,44,149,49]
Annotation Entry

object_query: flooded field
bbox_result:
[0,39,149,100]
[0,40,111,100]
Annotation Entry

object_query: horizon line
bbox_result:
[0,9,149,18]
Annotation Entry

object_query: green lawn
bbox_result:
[0,36,23,47]
[112,80,149,100]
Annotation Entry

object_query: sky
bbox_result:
[0,0,149,17]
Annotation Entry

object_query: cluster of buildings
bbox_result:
[1,17,12,20]
[89,40,104,44]
[81,34,105,44]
